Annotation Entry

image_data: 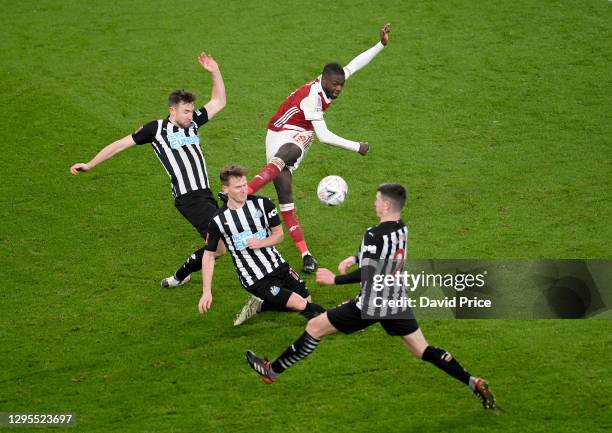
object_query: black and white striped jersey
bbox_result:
[205,196,286,288]
[356,220,408,310]
[131,107,210,198]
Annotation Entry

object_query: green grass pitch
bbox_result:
[1,0,610,432]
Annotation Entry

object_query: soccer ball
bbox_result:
[317,175,348,206]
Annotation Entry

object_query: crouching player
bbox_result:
[198,165,325,325]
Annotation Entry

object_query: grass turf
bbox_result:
[1,0,610,432]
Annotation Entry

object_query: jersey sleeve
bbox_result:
[360,228,384,263]
[131,121,158,145]
[335,268,362,285]
[299,93,324,121]
[262,198,281,227]
[193,106,209,127]
[204,219,223,252]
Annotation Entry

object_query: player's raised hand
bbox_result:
[338,256,357,274]
[70,162,91,175]
[198,291,213,314]
[358,142,369,156]
[198,52,220,73]
[316,268,336,285]
[380,23,390,46]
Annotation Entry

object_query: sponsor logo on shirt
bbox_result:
[168,130,199,149]
[364,245,377,254]
[232,229,268,250]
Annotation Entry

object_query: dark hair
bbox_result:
[220,164,248,186]
[377,183,407,211]
[168,89,196,107]
[322,63,345,79]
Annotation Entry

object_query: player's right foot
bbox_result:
[160,274,191,288]
[473,378,496,409]
[302,254,318,273]
[233,296,263,326]
[245,350,278,384]
[217,192,228,204]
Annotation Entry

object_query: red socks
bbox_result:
[247,158,284,195]
[280,204,309,255]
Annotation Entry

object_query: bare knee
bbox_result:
[305,315,325,338]
[275,143,302,166]
[285,293,307,311]
[305,313,337,339]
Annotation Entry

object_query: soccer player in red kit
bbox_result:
[246,24,391,273]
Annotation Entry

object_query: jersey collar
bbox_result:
[314,79,332,104]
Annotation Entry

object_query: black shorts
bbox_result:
[327,299,419,337]
[247,263,309,309]
[174,189,219,237]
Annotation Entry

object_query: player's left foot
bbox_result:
[473,378,496,409]
[160,274,191,288]
[245,350,278,384]
[302,254,318,273]
[217,192,228,204]
[234,296,263,326]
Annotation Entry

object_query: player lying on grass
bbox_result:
[70,53,227,289]
[198,165,325,325]
[243,23,391,274]
[246,183,496,409]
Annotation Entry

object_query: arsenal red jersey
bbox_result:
[267,79,333,132]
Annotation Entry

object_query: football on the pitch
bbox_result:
[317,175,348,206]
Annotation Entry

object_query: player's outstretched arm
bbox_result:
[199,251,217,314]
[199,52,226,119]
[343,23,390,80]
[318,265,362,286]
[69,134,136,175]
[312,119,368,155]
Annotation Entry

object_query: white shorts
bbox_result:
[265,129,314,173]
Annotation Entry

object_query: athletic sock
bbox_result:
[300,302,326,320]
[175,248,204,282]
[247,158,284,194]
[271,331,321,374]
[279,204,309,255]
[422,346,471,385]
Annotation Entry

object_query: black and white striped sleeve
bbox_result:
[131,121,157,145]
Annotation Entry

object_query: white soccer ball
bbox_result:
[317,175,348,206]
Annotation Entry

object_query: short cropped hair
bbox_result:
[322,63,345,79]
[377,183,407,211]
[220,165,248,186]
[168,89,196,107]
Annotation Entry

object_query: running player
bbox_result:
[245,184,496,409]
